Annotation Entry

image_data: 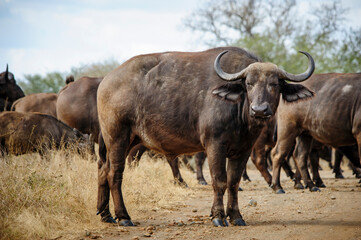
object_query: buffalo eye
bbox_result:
[246,82,254,88]
[268,83,278,89]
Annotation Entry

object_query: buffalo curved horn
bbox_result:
[5,64,9,77]
[278,51,315,82]
[214,51,247,81]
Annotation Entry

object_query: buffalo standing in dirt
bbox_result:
[96,47,315,227]
[11,93,58,117]
[0,111,91,155]
[271,73,361,194]
[0,65,25,111]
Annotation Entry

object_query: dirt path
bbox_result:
[65,168,361,240]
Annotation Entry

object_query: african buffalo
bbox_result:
[11,93,58,117]
[57,76,103,143]
[271,73,361,194]
[0,65,25,111]
[0,111,92,155]
[96,47,314,227]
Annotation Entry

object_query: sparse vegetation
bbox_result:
[0,150,197,240]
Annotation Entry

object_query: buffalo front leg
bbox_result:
[206,144,228,227]
[226,156,248,226]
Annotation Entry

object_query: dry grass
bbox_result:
[0,149,198,240]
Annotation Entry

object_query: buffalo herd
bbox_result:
[1,46,360,227]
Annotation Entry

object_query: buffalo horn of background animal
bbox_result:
[277,51,315,82]
[214,50,315,82]
[5,64,9,77]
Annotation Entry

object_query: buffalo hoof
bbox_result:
[317,183,326,188]
[117,219,135,226]
[335,173,344,179]
[101,215,116,224]
[276,189,285,194]
[212,218,229,227]
[355,172,361,179]
[174,180,188,188]
[231,218,246,226]
[310,186,321,192]
[294,183,304,190]
[198,180,208,185]
[238,186,243,191]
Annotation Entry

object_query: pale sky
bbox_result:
[1,0,360,79]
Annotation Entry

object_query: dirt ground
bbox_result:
[62,165,361,240]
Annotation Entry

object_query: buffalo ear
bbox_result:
[281,81,314,102]
[212,83,245,103]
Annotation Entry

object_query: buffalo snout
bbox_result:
[250,103,273,118]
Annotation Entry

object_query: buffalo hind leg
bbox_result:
[338,145,361,178]
[226,156,248,226]
[179,155,196,173]
[309,148,326,188]
[166,155,187,187]
[333,149,345,178]
[293,135,320,192]
[127,144,147,168]
[195,152,207,185]
[293,166,304,190]
[96,133,115,223]
[271,135,298,194]
[98,129,133,226]
[251,147,272,186]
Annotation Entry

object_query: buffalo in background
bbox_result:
[11,92,58,117]
[0,111,92,156]
[57,76,102,144]
[0,65,25,111]
[96,47,315,227]
[271,73,361,194]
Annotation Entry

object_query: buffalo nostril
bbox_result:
[251,104,273,118]
[251,105,268,113]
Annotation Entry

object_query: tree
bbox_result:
[18,72,66,94]
[184,0,360,73]
[70,58,119,79]
[18,58,120,94]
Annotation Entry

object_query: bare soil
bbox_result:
[57,164,361,240]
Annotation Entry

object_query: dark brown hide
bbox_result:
[11,93,58,117]
[271,73,361,193]
[0,111,91,155]
[0,65,25,111]
[57,76,102,143]
[97,47,314,226]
